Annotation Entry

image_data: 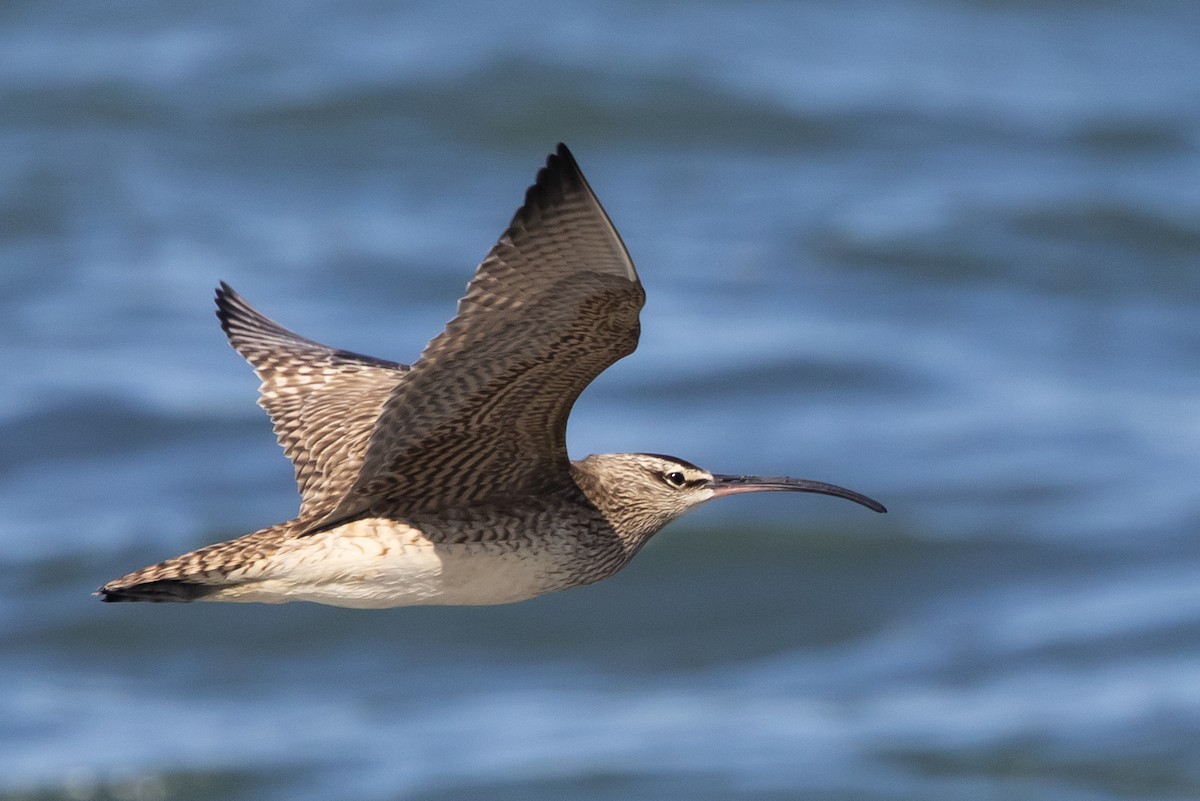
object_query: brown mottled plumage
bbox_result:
[99,144,884,608]
[215,285,409,521]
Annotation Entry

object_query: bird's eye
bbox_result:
[664,471,687,488]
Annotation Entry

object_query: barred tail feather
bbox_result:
[97,522,296,604]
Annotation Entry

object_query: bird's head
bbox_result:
[571,452,885,543]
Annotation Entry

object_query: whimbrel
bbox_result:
[99,144,885,608]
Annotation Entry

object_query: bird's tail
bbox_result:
[98,579,216,603]
[97,522,294,604]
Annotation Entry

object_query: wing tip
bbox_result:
[214,280,252,336]
[214,281,308,351]
[526,143,586,208]
[550,141,578,172]
[534,143,639,285]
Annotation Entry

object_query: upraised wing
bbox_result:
[309,144,644,529]
[215,283,410,519]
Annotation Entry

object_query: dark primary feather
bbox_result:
[309,143,645,529]
[215,283,411,519]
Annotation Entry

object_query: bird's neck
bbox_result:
[568,459,665,548]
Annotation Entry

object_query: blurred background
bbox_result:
[3,1,1199,799]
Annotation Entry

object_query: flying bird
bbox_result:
[99,144,885,608]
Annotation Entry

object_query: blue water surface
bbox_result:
[2,2,1199,799]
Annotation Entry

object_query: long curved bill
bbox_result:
[709,474,887,513]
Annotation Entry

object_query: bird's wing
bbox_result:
[308,144,644,529]
[215,283,411,519]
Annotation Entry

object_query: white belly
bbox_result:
[209,517,579,608]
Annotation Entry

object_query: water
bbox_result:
[3,1,1200,798]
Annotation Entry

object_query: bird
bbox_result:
[98,143,885,608]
